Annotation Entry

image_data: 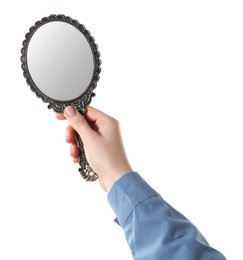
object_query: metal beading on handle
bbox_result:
[75,131,98,182]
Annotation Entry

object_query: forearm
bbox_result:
[108,172,226,260]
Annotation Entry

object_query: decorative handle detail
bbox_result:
[75,131,98,182]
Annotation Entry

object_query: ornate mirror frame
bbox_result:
[20,14,101,114]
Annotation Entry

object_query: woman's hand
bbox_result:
[56,106,133,192]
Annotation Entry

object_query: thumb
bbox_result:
[64,106,93,142]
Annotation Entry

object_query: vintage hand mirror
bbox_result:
[21,14,101,182]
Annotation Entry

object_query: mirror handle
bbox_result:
[75,131,98,182]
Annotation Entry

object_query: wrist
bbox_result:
[106,167,133,192]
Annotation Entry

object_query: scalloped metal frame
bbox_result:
[20,14,101,113]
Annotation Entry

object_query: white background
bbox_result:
[0,0,242,259]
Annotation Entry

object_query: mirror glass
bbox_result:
[27,21,94,101]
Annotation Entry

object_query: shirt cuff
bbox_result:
[107,172,158,228]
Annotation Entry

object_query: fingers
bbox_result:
[64,106,94,143]
[65,125,76,144]
[56,113,66,120]
[70,143,79,163]
[65,126,79,163]
[56,106,112,123]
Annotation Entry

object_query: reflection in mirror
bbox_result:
[21,14,101,181]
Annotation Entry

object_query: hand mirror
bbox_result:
[21,14,101,182]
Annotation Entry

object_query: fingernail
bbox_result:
[64,106,76,118]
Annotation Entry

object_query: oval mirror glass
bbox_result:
[27,21,94,101]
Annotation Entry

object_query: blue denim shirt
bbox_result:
[108,172,226,260]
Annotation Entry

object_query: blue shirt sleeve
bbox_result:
[107,172,226,260]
